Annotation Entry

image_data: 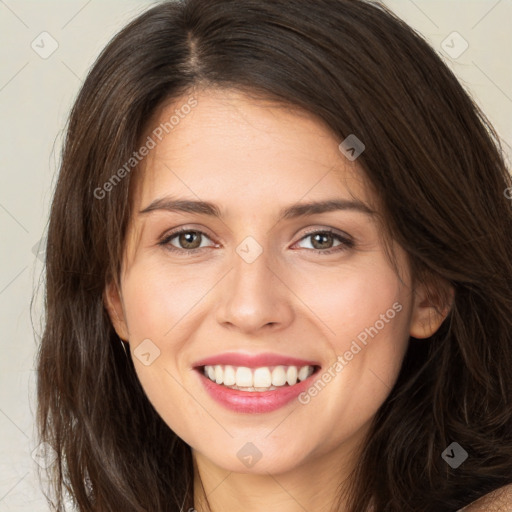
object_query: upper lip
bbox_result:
[193,352,321,369]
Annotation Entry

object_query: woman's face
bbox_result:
[106,88,444,477]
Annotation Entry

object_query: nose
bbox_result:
[215,245,295,334]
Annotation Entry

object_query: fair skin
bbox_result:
[105,88,451,512]
[461,485,512,512]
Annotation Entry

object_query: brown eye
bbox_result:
[310,232,335,250]
[295,229,354,254]
[176,231,202,249]
[160,229,215,253]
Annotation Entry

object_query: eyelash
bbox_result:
[158,227,355,256]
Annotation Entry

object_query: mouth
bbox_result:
[196,363,322,391]
[193,362,322,413]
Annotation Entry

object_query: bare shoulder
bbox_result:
[459,484,512,512]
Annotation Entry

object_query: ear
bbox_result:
[409,278,454,339]
[103,280,130,341]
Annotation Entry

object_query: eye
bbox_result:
[158,227,354,256]
[159,229,216,253]
[293,229,354,254]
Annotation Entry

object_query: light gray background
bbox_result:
[1,1,511,510]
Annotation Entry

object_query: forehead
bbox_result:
[132,88,375,217]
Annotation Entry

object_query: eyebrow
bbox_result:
[139,196,376,220]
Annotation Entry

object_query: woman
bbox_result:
[36,0,512,510]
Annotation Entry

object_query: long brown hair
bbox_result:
[36,0,512,510]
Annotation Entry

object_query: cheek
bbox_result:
[290,260,411,416]
[119,263,203,435]
[290,259,408,346]
[121,260,210,340]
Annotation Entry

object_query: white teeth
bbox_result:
[235,367,253,387]
[203,364,316,390]
[298,365,313,381]
[286,366,297,386]
[253,367,272,388]
[223,365,236,386]
[215,365,223,384]
[271,365,287,386]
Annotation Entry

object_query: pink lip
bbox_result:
[196,368,319,413]
[193,352,320,368]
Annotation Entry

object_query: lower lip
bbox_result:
[196,368,319,413]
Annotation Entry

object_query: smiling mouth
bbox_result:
[196,364,321,392]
